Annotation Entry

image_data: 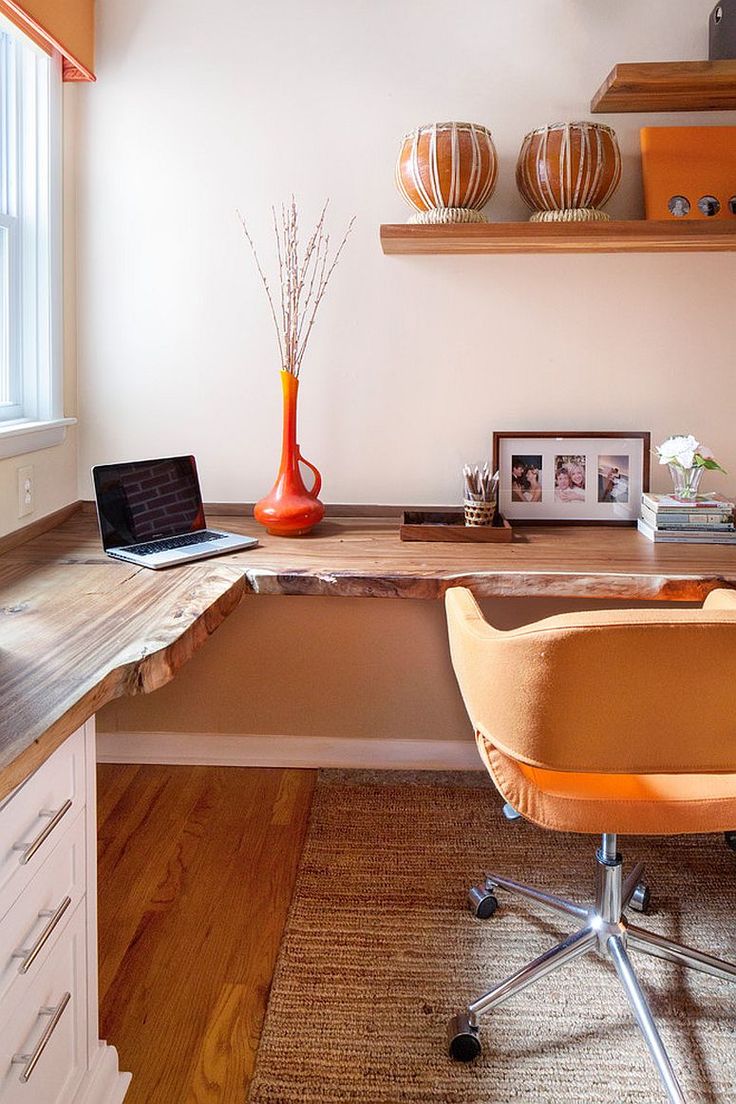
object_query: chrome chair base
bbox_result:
[449,834,736,1104]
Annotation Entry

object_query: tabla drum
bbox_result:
[516,121,622,222]
[395,121,498,224]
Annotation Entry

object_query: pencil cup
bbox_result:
[464,499,495,527]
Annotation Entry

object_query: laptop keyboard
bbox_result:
[125,530,228,556]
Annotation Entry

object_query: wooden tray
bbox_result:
[400,510,513,543]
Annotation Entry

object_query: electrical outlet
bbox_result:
[17,465,34,518]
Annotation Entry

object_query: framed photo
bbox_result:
[492,432,650,525]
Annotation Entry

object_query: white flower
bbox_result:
[657,434,700,469]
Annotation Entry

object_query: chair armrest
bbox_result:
[703,588,736,611]
[444,587,499,636]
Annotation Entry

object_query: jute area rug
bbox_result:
[248,771,736,1103]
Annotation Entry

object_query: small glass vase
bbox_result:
[668,463,704,501]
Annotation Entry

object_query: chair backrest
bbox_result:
[445,586,736,775]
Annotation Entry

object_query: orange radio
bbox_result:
[640,126,736,220]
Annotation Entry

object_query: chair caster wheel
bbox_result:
[447,1013,481,1062]
[468,884,499,919]
[725,831,736,853]
[629,882,651,913]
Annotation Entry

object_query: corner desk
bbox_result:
[0,505,734,1102]
[3,505,736,800]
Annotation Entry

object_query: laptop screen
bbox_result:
[93,456,207,550]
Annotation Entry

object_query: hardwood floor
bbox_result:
[97,764,317,1103]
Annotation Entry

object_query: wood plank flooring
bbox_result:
[97,764,317,1103]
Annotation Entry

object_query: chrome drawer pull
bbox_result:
[12,992,71,1082]
[13,800,73,865]
[13,896,72,975]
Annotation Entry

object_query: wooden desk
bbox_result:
[1,506,735,800]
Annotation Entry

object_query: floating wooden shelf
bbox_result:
[592,60,736,113]
[380,220,736,255]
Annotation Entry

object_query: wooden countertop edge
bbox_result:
[0,568,248,802]
[240,567,731,602]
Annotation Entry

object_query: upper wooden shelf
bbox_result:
[592,60,736,113]
[380,220,736,255]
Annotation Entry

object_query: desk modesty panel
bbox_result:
[1,505,735,802]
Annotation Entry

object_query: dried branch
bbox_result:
[271,205,288,365]
[296,217,355,374]
[238,199,355,378]
[236,209,285,367]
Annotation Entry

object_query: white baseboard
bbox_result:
[75,1044,131,1104]
[96,731,483,771]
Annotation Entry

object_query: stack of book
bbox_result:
[638,493,736,544]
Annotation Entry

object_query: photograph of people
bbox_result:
[555,456,586,502]
[511,455,543,502]
[598,455,630,503]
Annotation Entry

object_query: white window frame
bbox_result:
[0,15,74,459]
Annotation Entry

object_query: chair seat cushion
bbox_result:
[477,732,736,835]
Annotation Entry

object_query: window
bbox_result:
[0,17,70,456]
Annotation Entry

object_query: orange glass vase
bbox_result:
[254,370,325,537]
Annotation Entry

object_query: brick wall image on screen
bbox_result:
[119,460,203,539]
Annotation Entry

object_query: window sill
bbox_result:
[0,417,76,459]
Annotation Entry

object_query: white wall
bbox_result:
[75,0,736,508]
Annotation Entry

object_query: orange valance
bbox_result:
[0,0,94,82]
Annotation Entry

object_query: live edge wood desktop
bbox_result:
[1,503,735,801]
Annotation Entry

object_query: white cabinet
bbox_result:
[0,902,87,1104]
[0,726,85,913]
[0,722,129,1104]
[0,807,84,1009]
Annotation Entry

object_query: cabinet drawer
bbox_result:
[0,728,85,913]
[0,810,85,1012]
[0,900,87,1104]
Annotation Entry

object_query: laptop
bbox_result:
[92,455,258,569]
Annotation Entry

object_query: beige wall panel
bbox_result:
[98,596,690,744]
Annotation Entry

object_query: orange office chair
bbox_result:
[444,586,736,1104]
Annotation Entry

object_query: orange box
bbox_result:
[640,126,736,220]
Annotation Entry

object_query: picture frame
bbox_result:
[492,431,650,526]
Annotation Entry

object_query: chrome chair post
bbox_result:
[595,844,623,924]
[600,832,618,863]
